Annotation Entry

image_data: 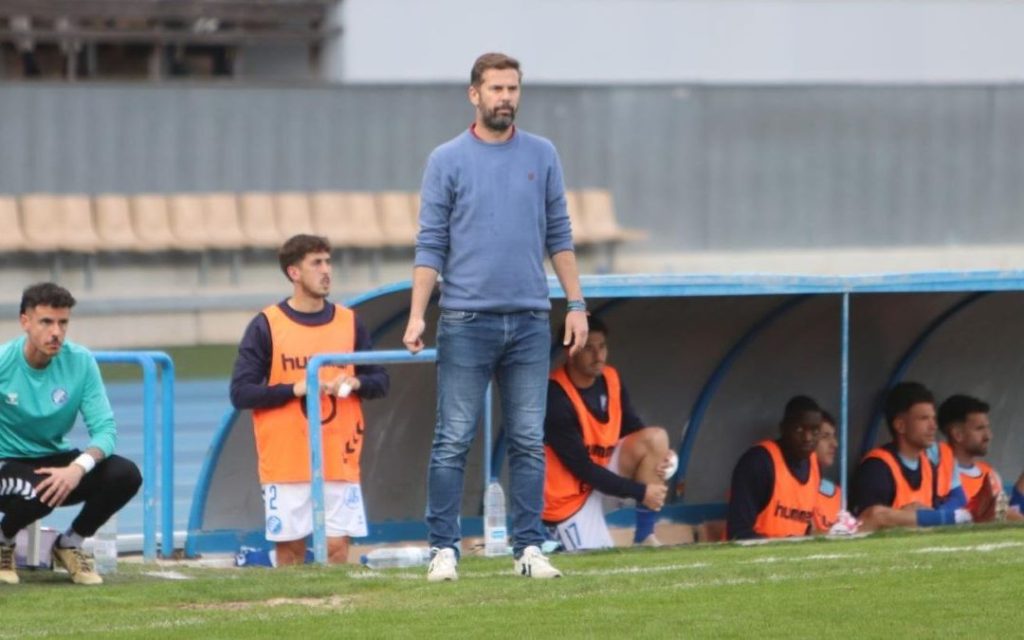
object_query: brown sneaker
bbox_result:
[51,544,103,585]
[0,542,19,585]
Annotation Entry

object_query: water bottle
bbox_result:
[93,515,118,575]
[360,546,430,569]
[484,480,510,556]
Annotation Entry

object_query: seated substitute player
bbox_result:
[542,315,674,550]
[0,283,142,585]
[937,394,1023,519]
[851,382,977,531]
[230,234,389,565]
[812,411,841,532]
[726,396,823,540]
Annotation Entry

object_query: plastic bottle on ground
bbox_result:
[93,515,118,575]
[484,480,511,556]
[360,546,431,569]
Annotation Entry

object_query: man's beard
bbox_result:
[482,104,516,131]
[967,442,989,457]
[300,280,330,299]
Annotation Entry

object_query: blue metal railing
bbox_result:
[305,349,437,565]
[94,351,175,561]
[839,293,850,510]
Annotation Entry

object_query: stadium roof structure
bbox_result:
[186,271,1024,553]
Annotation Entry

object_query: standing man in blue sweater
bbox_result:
[0,283,141,585]
[403,52,588,582]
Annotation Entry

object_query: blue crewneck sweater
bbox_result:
[414,127,574,312]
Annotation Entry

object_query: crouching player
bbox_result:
[0,283,141,585]
[543,316,674,550]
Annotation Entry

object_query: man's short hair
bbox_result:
[278,234,330,279]
[821,410,836,427]
[883,381,934,438]
[20,282,76,315]
[938,394,990,435]
[781,395,821,427]
[470,52,522,86]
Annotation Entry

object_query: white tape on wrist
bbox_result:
[73,452,96,473]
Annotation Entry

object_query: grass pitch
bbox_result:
[2,525,1021,639]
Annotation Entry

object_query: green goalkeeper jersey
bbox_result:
[0,335,116,459]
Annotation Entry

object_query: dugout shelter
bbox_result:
[186,271,1024,554]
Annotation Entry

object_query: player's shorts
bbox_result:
[261,481,368,542]
[547,446,624,551]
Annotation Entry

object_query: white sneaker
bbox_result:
[514,545,562,579]
[636,533,663,547]
[427,547,458,582]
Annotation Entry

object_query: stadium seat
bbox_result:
[129,194,177,251]
[202,193,246,250]
[168,194,209,250]
[238,192,284,249]
[94,194,143,252]
[411,191,421,216]
[376,191,418,247]
[19,194,101,287]
[564,190,593,246]
[577,189,647,244]
[274,192,315,236]
[310,191,386,249]
[0,196,28,253]
[57,195,103,254]
[20,194,102,253]
[19,194,66,252]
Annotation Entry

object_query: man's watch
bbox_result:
[566,299,587,313]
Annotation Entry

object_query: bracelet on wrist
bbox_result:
[73,452,96,474]
[566,299,587,313]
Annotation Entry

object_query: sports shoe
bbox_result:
[514,545,562,579]
[51,544,103,585]
[827,510,861,536]
[636,533,663,547]
[0,543,19,585]
[427,547,458,582]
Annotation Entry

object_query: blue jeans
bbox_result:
[426,309,551,555]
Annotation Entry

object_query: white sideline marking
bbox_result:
[743,553,865,564]
[142,570,193,580]
[913,541,1024,554]
[352,561,711,581]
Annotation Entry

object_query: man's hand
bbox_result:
[35,465,85,507]
[322,375,361,398]
[293,378,307,398]
[403,316,426,354]
[642,483,667,511]
[563,310,588,356]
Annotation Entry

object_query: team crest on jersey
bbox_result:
[51,388,69,406]
[267,515,283,535]
[3,392,17,406]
